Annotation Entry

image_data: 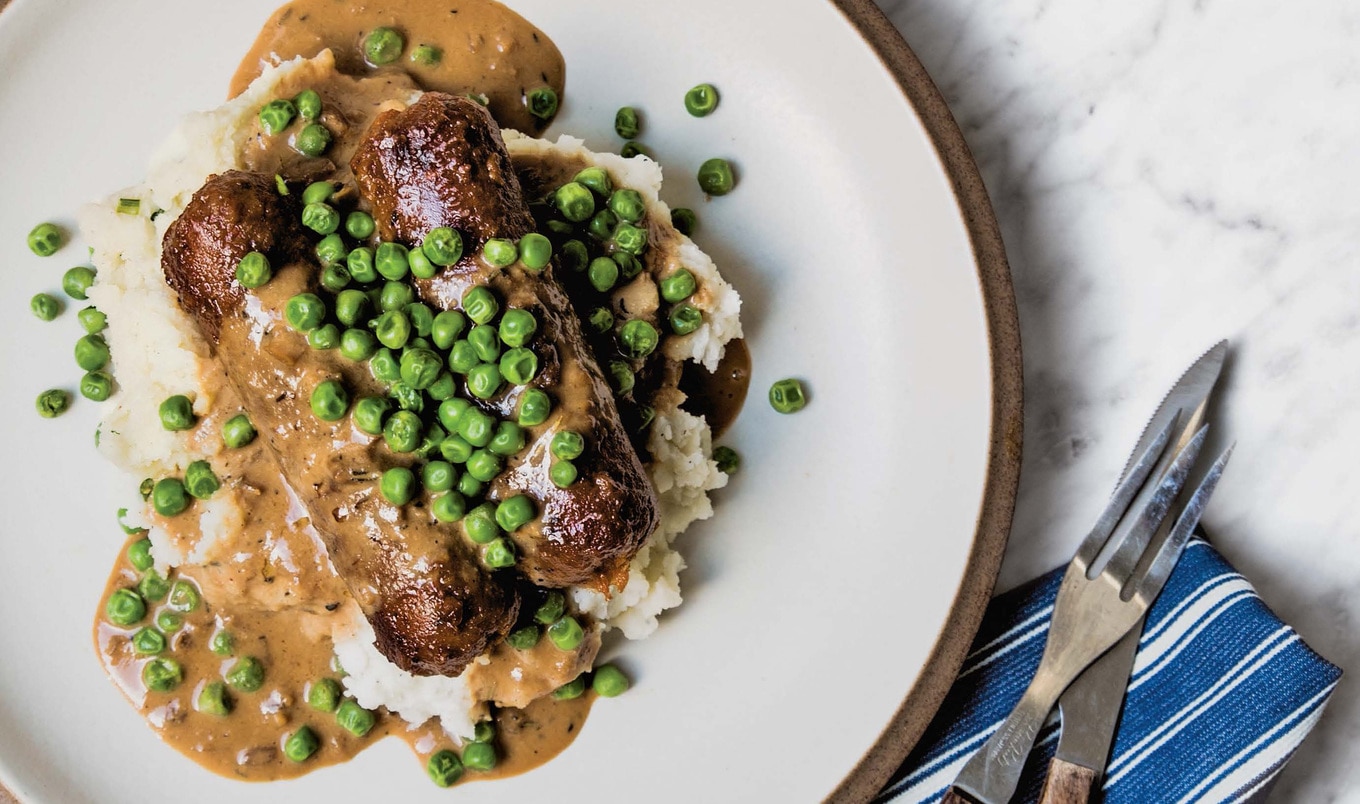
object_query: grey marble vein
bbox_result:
[876,0,1360,799]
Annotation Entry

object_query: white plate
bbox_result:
[0,0,1019,801]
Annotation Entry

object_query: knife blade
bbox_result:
[1039,340,1228,802]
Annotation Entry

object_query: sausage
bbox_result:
[163,170,519,676]
[351,93,659,588]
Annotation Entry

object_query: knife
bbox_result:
[1037,341,1228,803]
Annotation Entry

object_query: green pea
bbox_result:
[30,293,60,321]
[296,122,333,157]
[713,445,740,474]
[499,348,538,386]
[587,209,618,241]
[532,591,566,625]
[226,656,265,692]
[587,257,619,293]
[63,266,96,300]
[613,252,643,280]
[518,233,552,271]
[432,490,467,523]
[573,166,612,197]
[285,293,327,332]
[420,461,456,492]
[468,324,501,363]
[517,388,552,427]
[152,478,189,517]
[464,503,500,544]
[197,681,231,717]
[592,664,631,697]
[218,415,255,451]
[320,264,352,293]
[364,26,404,65]
[334,329,374,364]
[275,174,290,195]
[295,89,322,120]
[587,307,614,334]
[552,675,587,700]
[671,207,697,235]
[168,579,201,612]
[607,189,646,224]
[550,431,585,460]
[669,303,702,335]
[447,340,478,374]
[384,410,423,452]
[105,588,146,626]
[483,538,516,569]
[335,288,370,327]
[336,699,376,737]
[462,741,497,771]
[237,251,275,286]
[35,388,69,419]
[620,141,648,159]
[139,478,154,499]
[184,460,219,500]
[400,347,443,390]
[428,371,457,401]
[462,286,499,325]
[546,219,575,236]
[138,570,170,602]
[614,106,640,139]
[560,239,589,273]
[495,495,535,532]
[769,378,809,414]
[352,396,392,436]
[611,222,648,256]
[608,361,635,394]
[80,370,113,402]
[127,538,154,572]
[404,246,435,280]
[407,302,435,337]
[507,625,540,651]
[547,616,585,651]
[440,434,474,465]
[379,283,413,313]
[372,242,408,281]
[554,182,595,223]
[466,449,503,483]
[300,181,336,206]
[684,82,721,116]
[491,311,536,350]
[411,43,442,66]
[372,310,411,350]
[457,473,485,498]
[698,158,736,195]
[259,99,297,135]
[428,749,463,788]
[346,210,376,240]
[550,460,578,488]
[316,234,348,267]
[347,247,378,283]
[659,269,698,304]
[419,226,463,267]
[142,657,182,692]
[156,609,182,633]
[72,333,109,372]
[526,86,558,120]
[431,310,467,350]
[370,348,400,384]
[308,323,341,350]
[27,222,63,257]
[466,363,502,400]
[379,467,417,505]
[302,201,340,235]
[307,380,347,421]
[436,399,471,432]
[307,678,342,713]
[619,319,659,358]
[488,421,525,457]
[479,238,517,268]
[210,629,234,656]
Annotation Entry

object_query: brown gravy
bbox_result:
[230,0,565,135]
[681,339,751,439]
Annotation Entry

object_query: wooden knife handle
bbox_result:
[1038,757,1098,804]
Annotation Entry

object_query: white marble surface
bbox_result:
[875,0,1360,799]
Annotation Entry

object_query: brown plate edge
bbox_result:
[823,1,1024,802]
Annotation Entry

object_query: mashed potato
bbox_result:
[80,53,739,738]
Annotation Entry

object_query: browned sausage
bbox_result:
[163,170,519,677]
[351,93,658,588]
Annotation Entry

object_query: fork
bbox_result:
[943,415,1214,804]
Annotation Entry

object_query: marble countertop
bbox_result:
[875,0,1359,799]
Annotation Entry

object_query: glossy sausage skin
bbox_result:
[163,171,519,676]
[352,94,659,587]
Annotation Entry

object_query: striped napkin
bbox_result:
[877,537,1342,803]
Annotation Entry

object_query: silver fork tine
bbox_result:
[1103,424,1209,583]
[1075,413,1180,567]
[1132,444,1235,604]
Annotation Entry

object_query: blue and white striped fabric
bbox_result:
[877,537,1342,803]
